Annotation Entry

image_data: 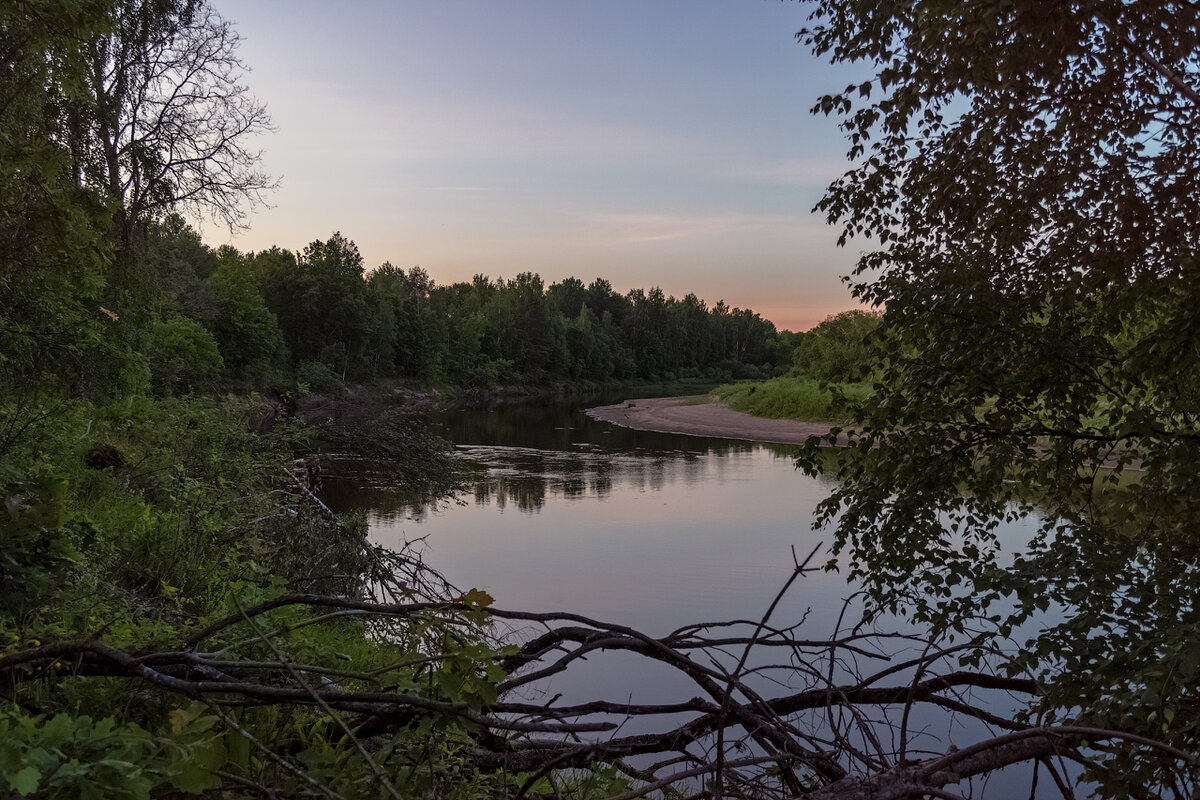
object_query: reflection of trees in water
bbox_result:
[325,438,824,519]
[319,478,443,523]
[432,401,769,457]
[459,444,726,513]
[472,476,546,513]
[324,401,825,518]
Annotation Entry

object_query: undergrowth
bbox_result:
[712,376,872,423]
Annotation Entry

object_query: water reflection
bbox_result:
[323,398,1055,797]
[321,398,814,524]
[320,399,848,633]
[462,444,713,511]
[437,399,808,515]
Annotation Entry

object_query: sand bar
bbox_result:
[585,396,843,446]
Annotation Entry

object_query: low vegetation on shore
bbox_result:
[713,376,871,423]
[713,310,880,423]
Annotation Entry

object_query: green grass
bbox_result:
[711,376,872,423]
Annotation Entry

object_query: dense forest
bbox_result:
[137,221,795,394]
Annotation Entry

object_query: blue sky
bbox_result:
[218,0,866,331]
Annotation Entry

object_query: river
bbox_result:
[322,396,1054,796]
[323,397,859,634]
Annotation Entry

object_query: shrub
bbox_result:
[146,315,223,394]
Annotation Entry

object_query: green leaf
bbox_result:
[8,766,40,796]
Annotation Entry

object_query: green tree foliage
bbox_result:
[146,314,224,393]
[547,275,587,319]
[791,309,881,382]
[262,232,371,380]
[241,236,790,388]
[207,246,284,379]
[799,1,1200,792]
[142,214,220,323]
[367,263,435,378]
[488,272,563,376]
[0,0,127,457]
[0,706,231,798]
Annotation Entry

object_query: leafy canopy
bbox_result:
[799,0,1200,793]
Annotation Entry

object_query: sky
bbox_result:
[216,0,867,332]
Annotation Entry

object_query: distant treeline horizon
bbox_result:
[141,217,809,393]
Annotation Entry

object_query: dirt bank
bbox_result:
[585,396,845,446]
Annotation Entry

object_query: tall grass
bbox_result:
[712,376,872,423]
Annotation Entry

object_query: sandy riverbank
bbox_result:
[585,396,845,446]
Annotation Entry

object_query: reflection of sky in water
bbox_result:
[346,401,1042,638]
[373,442,841,632]
[334,402,1053,796]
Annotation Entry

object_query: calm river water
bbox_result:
[324,397,1054,795]
[327,398,855,635]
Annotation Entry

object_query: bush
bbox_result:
[791,310,881,382]
[295,360,343,394]
[146,315,223,394]
[714,376,872,422]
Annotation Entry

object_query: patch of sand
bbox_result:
[585,396,844,446]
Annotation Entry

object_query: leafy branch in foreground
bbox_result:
[795,1,1200,794]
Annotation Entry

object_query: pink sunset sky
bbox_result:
[217,1,869,332]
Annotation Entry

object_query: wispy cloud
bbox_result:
[578,211,832,244]
[719,155,848,187]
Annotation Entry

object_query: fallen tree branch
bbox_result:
[4,561,1193,797]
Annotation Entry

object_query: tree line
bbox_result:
[140,221,795,395]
